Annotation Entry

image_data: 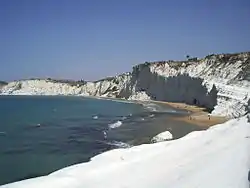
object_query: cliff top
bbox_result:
[135,51,250,70]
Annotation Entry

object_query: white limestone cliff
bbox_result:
[0,80,82,95]
[146,53,250,117]
[1,52,249,118]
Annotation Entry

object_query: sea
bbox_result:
[0,95,204,185]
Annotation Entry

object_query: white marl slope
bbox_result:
[148,53,250,117]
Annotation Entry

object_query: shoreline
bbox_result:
[91,96,229,128]
[151,100,229,128]
[0,94,229,127]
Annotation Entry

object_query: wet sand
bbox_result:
[152,101,228,128]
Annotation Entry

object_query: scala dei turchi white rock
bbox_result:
[1,53,250,188]
[1,52,250,118]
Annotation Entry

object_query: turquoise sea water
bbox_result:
[0,96,203,185]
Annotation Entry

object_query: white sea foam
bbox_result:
[93,115,98,119]
[142,103,159,112]
[108,120,122,129]
[121,116,127,120]
[143,103,180,114]
[106,141,132,148]
[145,106,157,112]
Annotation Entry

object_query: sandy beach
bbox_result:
[152,101,228,127]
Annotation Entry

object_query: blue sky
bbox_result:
[0,0,249,81]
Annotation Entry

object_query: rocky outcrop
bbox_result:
[1,52,249,118]
[151,131,173,143]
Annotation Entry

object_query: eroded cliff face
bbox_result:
[144,52,250,117]
[1,52,249,118]
[129,64,218,112]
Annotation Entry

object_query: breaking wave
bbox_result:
[106,141,132,148]
[144,105,157,112]
[108,120,123,129]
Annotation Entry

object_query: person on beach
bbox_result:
[103,131,107,139]
[208,114,211,120]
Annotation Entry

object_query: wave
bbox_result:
[145,106,157,112]
[142,103,158,112]
[93,115,98,120]
[106,141,132,148]
[121,116,127,120]
[106,98,135,104]
[142,102,186,114]
[108,120,122,129]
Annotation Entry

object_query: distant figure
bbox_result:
[208,114,211,120]
[193,98,197,105]
[103,131,107,139]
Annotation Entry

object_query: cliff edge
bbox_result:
[1,52,250,118]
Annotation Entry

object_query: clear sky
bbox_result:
[0,0,250,81]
